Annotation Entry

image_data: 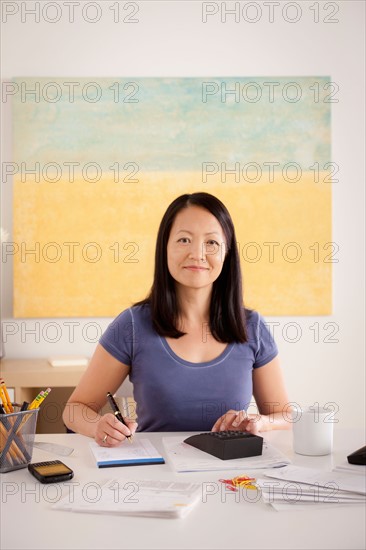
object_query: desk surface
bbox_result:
[1,429,365,550]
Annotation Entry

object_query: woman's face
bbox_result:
[167,205,227,291]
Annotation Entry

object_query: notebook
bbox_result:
[89,439,165,468]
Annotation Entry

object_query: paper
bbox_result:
[33,441,74,456]
[264,465,366,495]
[257,464,366,511]
[163,436,290,472]
[332,460,366,475]
[268,500,366,512]
[48,356,89,367]
[89,439,165,468]
[52,479,201,518]
[257,478,366,503]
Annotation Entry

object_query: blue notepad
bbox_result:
[89,439,165,468]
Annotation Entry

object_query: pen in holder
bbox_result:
[0,407,39,473]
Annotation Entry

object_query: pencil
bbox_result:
[0,404,27,463]
[35,388,51,407]
[0,386,11,414]
[28,391,45,410]
[16,388,52,436]
[28,388,52,410]
[0,421,26,465]
[0,381,14,413]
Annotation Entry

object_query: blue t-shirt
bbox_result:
[99,304,278,432]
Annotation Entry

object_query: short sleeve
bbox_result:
[253,314,278,368]
[99,308,134,366]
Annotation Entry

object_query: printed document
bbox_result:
[53,479,201,518]
[257,464,366,510]
[163,436,290,472]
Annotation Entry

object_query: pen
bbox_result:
[106,392,133,443]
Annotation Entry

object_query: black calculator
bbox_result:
[184,431,263,460]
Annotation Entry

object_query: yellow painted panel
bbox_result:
[13,172,331,317]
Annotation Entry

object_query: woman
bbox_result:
[63,192,290,446]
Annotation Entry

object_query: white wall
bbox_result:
[1,1,365,428]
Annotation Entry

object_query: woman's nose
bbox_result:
[188,242,206,261]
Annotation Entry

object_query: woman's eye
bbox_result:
[205,240,220,251]
[178,237,190,244]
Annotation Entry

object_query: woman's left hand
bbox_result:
[211,409,268,435]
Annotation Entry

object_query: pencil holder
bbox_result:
[0,408,39,473]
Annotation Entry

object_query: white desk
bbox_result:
[1,429,365,550]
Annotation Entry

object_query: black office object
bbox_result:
[28,460,74,483]
[347,445,366,465]
[184,431,263,460]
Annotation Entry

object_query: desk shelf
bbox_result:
[0,358,87,433]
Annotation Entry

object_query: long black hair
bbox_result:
[135,192,249,343]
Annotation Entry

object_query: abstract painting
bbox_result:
[11,77,333,316]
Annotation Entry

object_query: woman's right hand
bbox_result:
[95,413,138,447]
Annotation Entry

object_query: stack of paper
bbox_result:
[52,479,202,518]
[163,436,290,472]
[257,465,366,511]
[332,460,366,475]
[89,439,165,468]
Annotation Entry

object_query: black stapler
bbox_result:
[347,445,366,465]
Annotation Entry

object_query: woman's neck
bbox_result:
[176,285,211,328]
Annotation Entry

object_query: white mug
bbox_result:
[291,405,334,456]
